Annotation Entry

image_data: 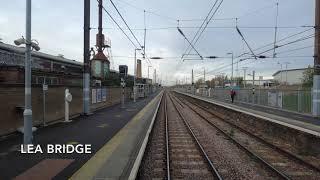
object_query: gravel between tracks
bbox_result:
[176,93,320,179]
[174,94,281,180]
[137,97,166,180]
[166,94,215,180]
[180,93,320,170]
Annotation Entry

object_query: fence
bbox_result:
[191,88,312,115]
[0,85,133,136]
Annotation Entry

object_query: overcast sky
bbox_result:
[0,0,315,85]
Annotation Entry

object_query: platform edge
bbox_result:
[175,90,320,137]
[69,91,163,180]
[127,91,164,180]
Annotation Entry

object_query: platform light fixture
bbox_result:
[14,36,40,51]
[134,48,142,102]
[14,0,41,146]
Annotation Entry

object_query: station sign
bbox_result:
[43,84,48,91]
[119,65,128,78]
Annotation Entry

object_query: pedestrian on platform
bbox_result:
[230,88,236,103]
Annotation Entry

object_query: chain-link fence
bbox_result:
[193,88,312,114]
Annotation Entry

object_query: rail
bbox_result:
[167,92,223,180]
[175,93,320,179]
[164,92,171,180]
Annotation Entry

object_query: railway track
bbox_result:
[166,92,221,179]
[174,92,320,180]
[138,91,222,179]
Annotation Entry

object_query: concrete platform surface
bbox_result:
[177,91,320,136]
[71,91,163,180]
[0,91,161,179]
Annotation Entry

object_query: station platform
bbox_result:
[71,91,163,180]
[0,91,162,179]
[175,91,320,136]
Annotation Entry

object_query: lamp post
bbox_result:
[24,0,33,146]
[83,0,91,115]
[313,0,320,117]
[13,0,40,145]
[227,52,234,87]
[247,71,255,86]
[278,62,283,84]
[220,73,226,87]
[242,67,248,88]
[134,48,141,102]
[248,70,256,104]
[284,62,290,85]
[147,65,152,79]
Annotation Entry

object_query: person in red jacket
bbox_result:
[230,89,236,103]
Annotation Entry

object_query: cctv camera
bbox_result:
[31,42,40,51]
[33,45,40,51]
[14,38,26,46]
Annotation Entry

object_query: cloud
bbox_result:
[0,0,315,85]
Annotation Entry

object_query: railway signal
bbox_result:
[119,65,128,108]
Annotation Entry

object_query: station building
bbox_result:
[0,42,153,135]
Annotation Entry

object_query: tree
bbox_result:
[302,66,314,87]
[233,77,244,87]
[205,80,212,88]
[212,75,230,87]
[195,78,203,88]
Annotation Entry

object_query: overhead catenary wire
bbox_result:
[236,26,258,59]
[90,25,312,31]
[237,27,314,58]
[144,10,147,58]
[194,34,315,78]
[181,1,277,67]
[195,30,314,80]
[178,27,203,59]
[228,34,314,73]
[237,3,276,19]
[182,0,219,59]
[276,45,314,55]
[196,55,314,80]
[99,0,138,49]
[109,0,144,48]
[181,0,278,60]
[179,18,236,22]
[175,28,314,79]
[96,0,312,82]
[184,0,224,59]
[117,0,178,22]
[200,54,314,79]
[256,33,315,56]
[117,0,276,25]
[98,0,152,67]
[273,2,279,58]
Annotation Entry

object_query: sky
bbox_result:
[0,0,315,85]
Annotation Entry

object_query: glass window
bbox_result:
[32,75,37,84]
[45,77,51,85]
[37,76,44,84]
[51,77,58,85]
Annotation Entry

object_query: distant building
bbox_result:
[136,59,142,78]
[272,68,307,85]
[244,79,273,87]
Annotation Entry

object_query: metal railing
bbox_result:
[181,87,312,115]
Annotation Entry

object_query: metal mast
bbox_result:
[313,0,320,117]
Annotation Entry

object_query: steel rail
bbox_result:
[164,92,171,180]
[170,94,185,108]
[182,95,320,173]
[174,94,291,180]
[167,93,223,180]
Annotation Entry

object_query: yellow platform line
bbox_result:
[70,93,162,180]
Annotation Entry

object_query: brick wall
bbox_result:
[0,85,132,136]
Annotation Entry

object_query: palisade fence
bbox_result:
[181,87,312,115]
